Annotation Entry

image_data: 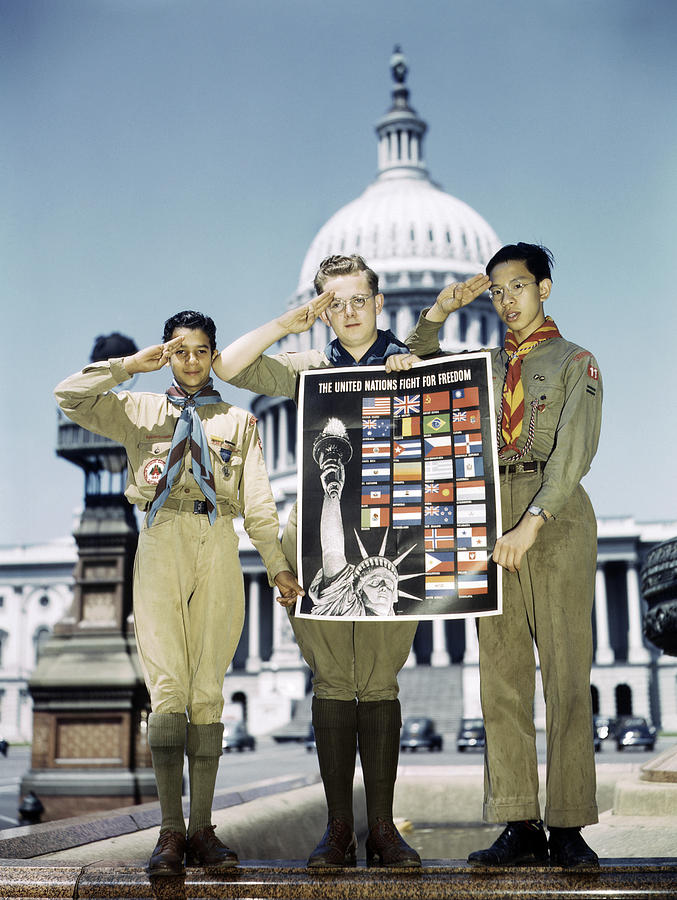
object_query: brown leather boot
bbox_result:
[186,825,238,868]
[365,818,421,868]
[148,830,186,876]
[307,818,357,868]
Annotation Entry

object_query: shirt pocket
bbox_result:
[209,438,244,500]
[136,439,172,489]
[527,380,565,443]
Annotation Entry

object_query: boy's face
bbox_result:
[321,272,384,358]
[168,327,217,393]
[488,260,551,344]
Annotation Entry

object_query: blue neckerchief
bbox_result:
[324,329,409,368]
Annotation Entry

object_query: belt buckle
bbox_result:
[193,500,208,515]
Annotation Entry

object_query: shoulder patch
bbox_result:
[587,363,599,381]
[573,350,592,362]
[248,413,258,427]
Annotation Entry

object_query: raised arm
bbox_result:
[213,292,334,382]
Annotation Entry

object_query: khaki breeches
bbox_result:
[133,508,245,725]
[282,503,417,701]
[478,471,598,828]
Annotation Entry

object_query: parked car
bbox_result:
[593,715,617,744]
[222,721,256,753]
[614,716,656,752]
[400,716,443,752]
[456,717,486,753]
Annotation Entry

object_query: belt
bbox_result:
[498,460,546,475]
[146,498,234,515]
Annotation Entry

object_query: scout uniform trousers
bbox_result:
[282,503,417,701]
[133,506,245,725]
[478,469,598,828]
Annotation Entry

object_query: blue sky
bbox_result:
[2,0,676,545]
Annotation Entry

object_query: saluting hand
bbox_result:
[277,292,335,336]
[123,336,185,375]
[430,274,491,320]
[274,570,305,608]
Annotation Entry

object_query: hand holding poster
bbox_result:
[295,353,502,620]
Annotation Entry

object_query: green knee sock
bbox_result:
[186,722,224,838]
[312,697,358,828]
[148,712,187,834]
[357,699,401,828]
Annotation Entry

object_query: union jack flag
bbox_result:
[452,410,467,423]
[393,394,421,416]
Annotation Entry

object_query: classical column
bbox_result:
[442,312,460,348]
[463,616,479,664]
[594,564,614,664]
[277,403,289,471]
[431,618,450,667]
[245,576,262,673]
[626,561,651,664]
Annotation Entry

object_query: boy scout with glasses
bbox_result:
[55,310,303,876]
[406,242,603,869]
[213,254,487,868]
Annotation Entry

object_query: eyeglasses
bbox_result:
[488,280,536,303]
[328,294,374,313]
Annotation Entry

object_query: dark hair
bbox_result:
[486,243,555,284]
[314,254,379,296]
[162,310,217,352]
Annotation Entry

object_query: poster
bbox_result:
[295,353,502,621]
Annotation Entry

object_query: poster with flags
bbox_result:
[295,353,502,620]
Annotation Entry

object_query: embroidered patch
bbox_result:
[586,385,597,397]
[587,364,599,381]
[144,458,165,485]
[144,433,173,441]
[209,436,236,448]
[573,350,592,362]
[249,414,258,427]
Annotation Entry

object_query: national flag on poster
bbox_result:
[425,458,454,480]
[423,413,451,435]
[452,387,480,408]
[425,527,455,550]
[393,461,422,482]
[422,391,450,413]
[362,441,390,459]
[424,504,455,525]
[361,507,390,529]
[457,504,486,524]
[392,506,421,527]
[425,482,454,503]
[393,485,422,504]
[361,486,391,506]
[425,551,456,573]
[393,394,421,416]
[362,417,390,439]
[424,435,453,458]
[457,571,489,594]
[457,550,488,572]
[456,480,486,503]
[452,409,481,432]
[456,526,487,548]
[362,463,390,482]
[394,416,421,438]
[455,456,485,479]
[453,432,483,456]
[392,439,421,459]
[362,396,391,416]
[425,575,456,599]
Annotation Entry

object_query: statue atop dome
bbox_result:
[390,45,408,84]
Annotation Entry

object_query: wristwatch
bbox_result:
[528,505,549,522]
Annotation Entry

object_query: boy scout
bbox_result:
[407,243,602,869]
[55,311,302,876]
[213,255,487,868]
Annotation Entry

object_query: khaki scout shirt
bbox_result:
[227,348,332,400]
[406,312,603,518]
[54,358,289,583]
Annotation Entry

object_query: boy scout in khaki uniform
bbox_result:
[213,255,488,868]
[406,243,603,869]
[55,311,302,876]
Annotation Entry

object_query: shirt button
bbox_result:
[184,488,190,494]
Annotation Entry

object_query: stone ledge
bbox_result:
[0,861,676,899]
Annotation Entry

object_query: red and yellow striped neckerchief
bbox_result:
[499,317,561,459]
